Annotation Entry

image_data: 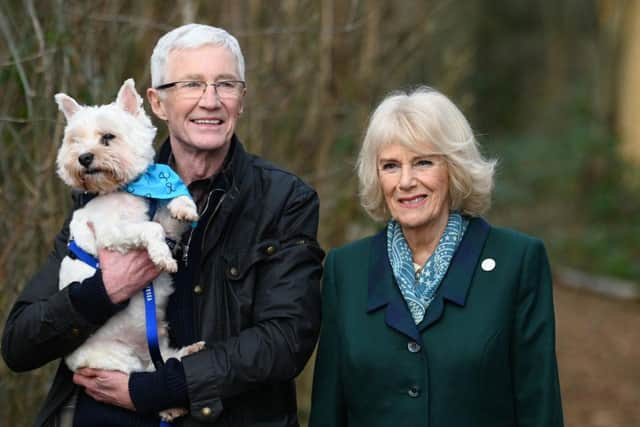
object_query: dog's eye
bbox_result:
[101,133,115,145]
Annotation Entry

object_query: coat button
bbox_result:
[481,258,496,271]
[193,285,203,294]
[266,245,276,255]
[408,385,420,398]
[407,341,421,353]
[229,267,239,277]
[71,328,81,337]
[201,406,212,416]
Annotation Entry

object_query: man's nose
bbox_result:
[198,84,221,107]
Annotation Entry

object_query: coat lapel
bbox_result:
[366,218,492,341]
[366,229,422,343]
[418,217,490,331]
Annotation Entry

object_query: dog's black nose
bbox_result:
[78,153,94,168]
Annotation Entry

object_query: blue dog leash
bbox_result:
[143,283,173,427]
[67,240,100,269]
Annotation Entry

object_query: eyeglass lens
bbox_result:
[177,81,243,99]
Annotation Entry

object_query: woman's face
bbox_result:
[377,142,450,234]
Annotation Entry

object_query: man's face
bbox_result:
[148,45,245,156]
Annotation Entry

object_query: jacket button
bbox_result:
[201,406,212,416]
[266,245,276,255]
[408,385,420,398]
[229,267,239,277]
[71,328,81,337]
[193,285,203,294]
[407,341,421,353]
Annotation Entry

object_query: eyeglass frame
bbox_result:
[154,79,247,99]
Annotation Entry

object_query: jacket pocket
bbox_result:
[223,239,281,281]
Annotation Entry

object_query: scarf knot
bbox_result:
[387,212,468,324]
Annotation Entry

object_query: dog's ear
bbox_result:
[54,94,81,121]
[116,78,144,116]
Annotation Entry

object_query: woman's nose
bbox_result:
[398,166,415,188]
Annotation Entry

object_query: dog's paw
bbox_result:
[146,240,178,272]
[183,340,206,356]
[159,407,188,422]
[173,340,206,360]
[168,196,199,222]
[153,256,178,273]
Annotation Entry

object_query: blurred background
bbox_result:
[1,0,638,426]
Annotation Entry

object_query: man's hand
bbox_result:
[86,222,161,304]
[73,368,135,411]
[99,248,161,304]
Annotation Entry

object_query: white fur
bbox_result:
[55,79,202,387]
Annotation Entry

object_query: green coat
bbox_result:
[310,217,563,427]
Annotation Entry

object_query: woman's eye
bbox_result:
[381,163,398,171]
[416,159,433,167]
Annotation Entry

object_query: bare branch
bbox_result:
[0,4,34,116]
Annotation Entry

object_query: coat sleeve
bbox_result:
[1,214,104,372]
[512,239,564,426]
[181,183,324,422]
[309,250,347,427]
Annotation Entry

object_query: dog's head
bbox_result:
[55,79,157,194]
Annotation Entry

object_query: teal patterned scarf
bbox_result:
[386,212,469,324]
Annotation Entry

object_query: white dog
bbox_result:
[55,79,203,420]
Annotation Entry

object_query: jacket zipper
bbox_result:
[200,191,227,256]
[182,189,224,267]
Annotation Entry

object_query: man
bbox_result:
[2,24,323,426]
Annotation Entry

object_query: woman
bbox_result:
[309,87,563,427]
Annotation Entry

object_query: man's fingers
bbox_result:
[76,367,99,377]
[73,373,91,387]
[85,388,105,403]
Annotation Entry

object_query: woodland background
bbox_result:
[1,0,639,426]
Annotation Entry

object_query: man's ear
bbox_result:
[147,88,168,121]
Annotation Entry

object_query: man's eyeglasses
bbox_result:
[155,80,246,100]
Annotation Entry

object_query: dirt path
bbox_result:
[554,284,640,427]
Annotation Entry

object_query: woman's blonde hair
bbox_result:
[356,86,497,221]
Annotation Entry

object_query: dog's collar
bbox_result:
[67,240,99,269]
[123,164,191,200]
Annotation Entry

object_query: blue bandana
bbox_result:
[124,164,191,200]
[387,212,469,324]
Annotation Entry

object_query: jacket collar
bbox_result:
[366,217,491,342]
[158,135,251,258]
[157,134,246,186]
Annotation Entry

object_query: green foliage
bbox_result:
[489,114,639,281]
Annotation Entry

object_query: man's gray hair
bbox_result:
[150,23,245,87]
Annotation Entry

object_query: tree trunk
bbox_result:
[618,0,640,165]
